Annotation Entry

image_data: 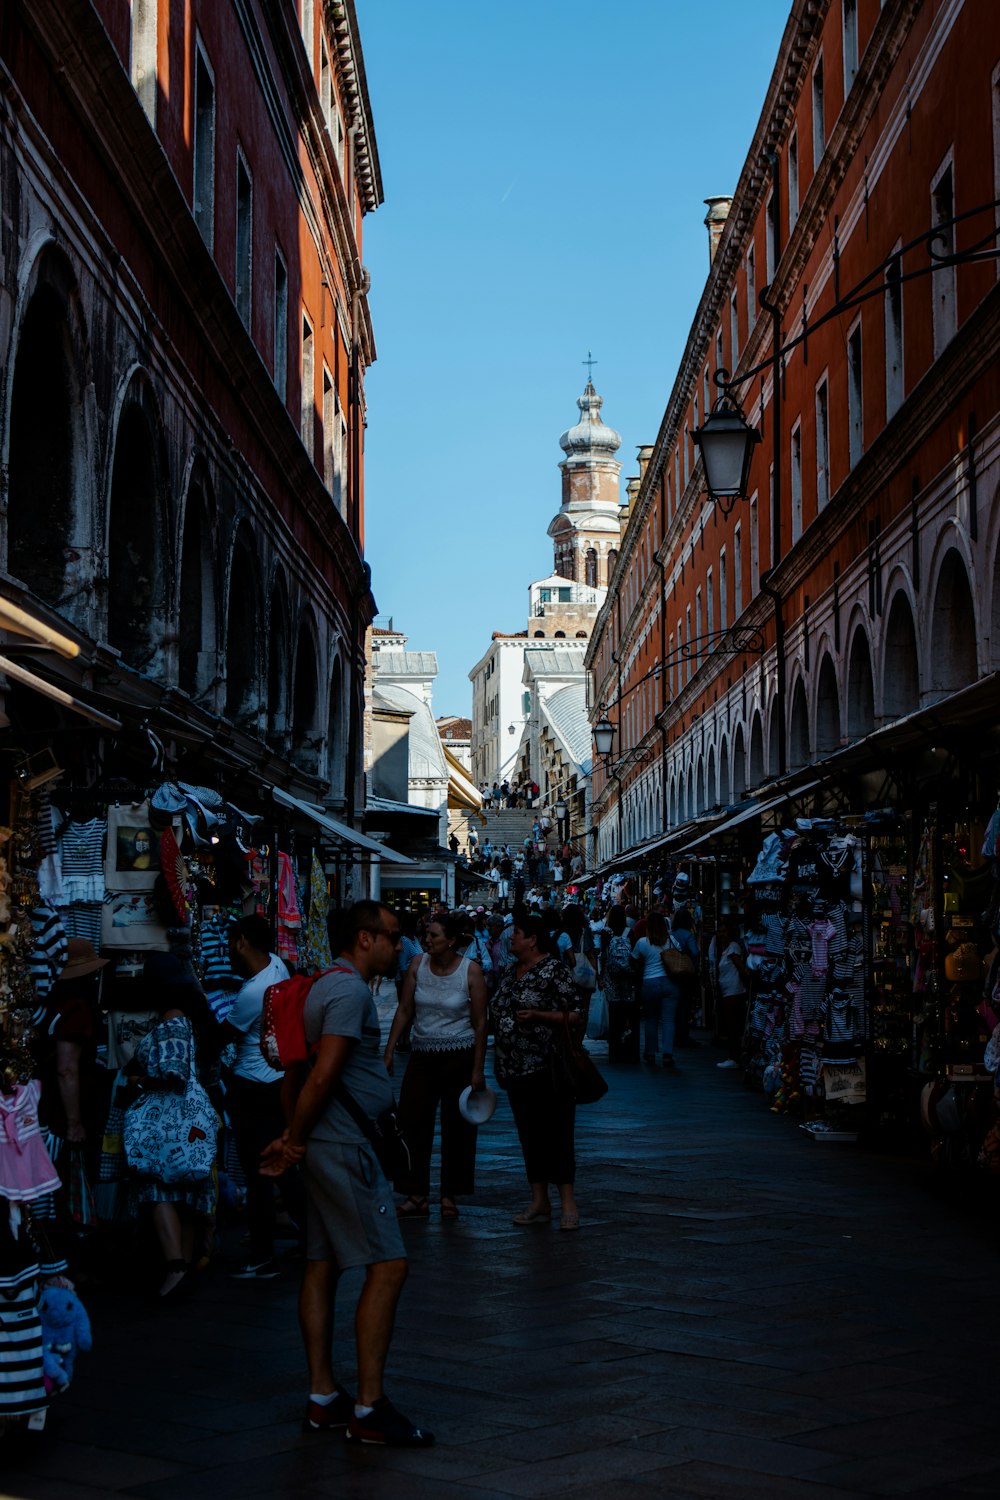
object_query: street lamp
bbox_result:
[554,798,567,822]
[593,716,615,758]
[692,374,760,515]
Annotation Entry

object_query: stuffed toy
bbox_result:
[38,1286,92,1392]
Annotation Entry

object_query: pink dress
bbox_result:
[0,1080,61,1202]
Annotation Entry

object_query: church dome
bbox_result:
[559,380,621,461]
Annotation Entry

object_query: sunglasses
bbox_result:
[364,926,402,943]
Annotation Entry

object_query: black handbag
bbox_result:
[334,1084,412,1181]
[550,1015,608,1105]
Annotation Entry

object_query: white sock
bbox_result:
[354,1403,375,1419]
[310,1391,338,1406]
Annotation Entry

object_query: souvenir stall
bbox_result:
[1,781,85,1435]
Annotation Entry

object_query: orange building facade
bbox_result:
[1,0,379,814]
[588,0,1000,869]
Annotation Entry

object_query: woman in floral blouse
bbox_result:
[492,912,583,1231]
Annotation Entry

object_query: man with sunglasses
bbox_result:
[261,900,434,1448]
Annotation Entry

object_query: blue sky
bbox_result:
[361,0,791,714]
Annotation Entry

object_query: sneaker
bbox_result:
[346,1396,435,1447]
[228,1259,280,1280]
[305,1388,354,1431]
[716,1058,740,1070]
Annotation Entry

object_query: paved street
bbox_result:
[5,1040,1000,1500]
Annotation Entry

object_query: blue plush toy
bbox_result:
[38,1286,92,1393]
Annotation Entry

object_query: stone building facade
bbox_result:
[588,0,1000,869]
[0,0,379,811]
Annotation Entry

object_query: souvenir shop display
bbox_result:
[0,761,336,1432]
[740,815,904,1142]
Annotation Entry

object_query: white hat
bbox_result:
[458,1086,498,1125]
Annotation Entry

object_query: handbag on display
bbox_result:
[550,1015,608,1105]
[123,1039,218,1185]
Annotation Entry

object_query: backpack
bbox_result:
[604,934,633,974]
[259,965,352,1071]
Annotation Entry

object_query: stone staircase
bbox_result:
[454,804,551,908]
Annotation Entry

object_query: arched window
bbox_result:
[225,534,260,725]
[749,714,764,787]
[7,271,82,612]
[883,592,919,719]
[178,476,217,697]
[789,679,810,768]
[847,629,875,741]
[292,619,320,773]
[327,656,347,803]
[733,726,746,800]
[815,654,841,755]
[607,549,618,578]
[107,396,167,672]
[585,548,598,588]
[267,583,290,748]
[930,549,977,697]
[719,738,730,805]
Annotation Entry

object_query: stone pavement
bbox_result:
[5,1039,1000,1500]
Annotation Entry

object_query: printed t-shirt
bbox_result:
[228,953,289,1083]
[303,959,395,1144]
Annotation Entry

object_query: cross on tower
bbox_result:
[582,350,597,381]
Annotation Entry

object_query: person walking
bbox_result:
[631,910,697,1069]
[601,906,638,1061]
[384,914,488,1219]
[492,913,582,1231]
[710,918,748,1069]
[260,901,434,1447]
[223,915,307,1279]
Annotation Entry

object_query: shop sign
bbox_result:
[822,1058,866,1103]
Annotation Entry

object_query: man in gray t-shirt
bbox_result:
[303,963,395,1142]
[261,901,434,1449]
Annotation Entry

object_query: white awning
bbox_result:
[271,787,414,863]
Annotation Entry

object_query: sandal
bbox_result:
[440,1199,459,1219]
[396,1197,430,1219]
[512,1206,551,1225]
[559,1214,581,1232]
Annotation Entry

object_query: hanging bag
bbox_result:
[550,1013,608,1105]
[123,1085,217,1184]
[123,1030,217,1184]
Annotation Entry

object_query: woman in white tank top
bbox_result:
[384,914,488,1218]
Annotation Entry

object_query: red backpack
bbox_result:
[259,965,353,1071]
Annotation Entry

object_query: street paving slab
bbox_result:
[3,1037,1000,1499]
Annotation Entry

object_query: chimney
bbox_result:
[704,196,733,265]
[637,444,654,479]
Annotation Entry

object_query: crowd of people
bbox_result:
[8,870,736,1450]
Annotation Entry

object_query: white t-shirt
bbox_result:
[712,939,746,998]
[228,953,289,1083]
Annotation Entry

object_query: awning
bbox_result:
[271,787,414,863]
[365,795,438,820]
[679,778,825,853]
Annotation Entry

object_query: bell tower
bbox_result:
[548,369,623,589]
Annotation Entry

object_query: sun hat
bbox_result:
[58,938,109,981]
[458,1085,497,1126]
